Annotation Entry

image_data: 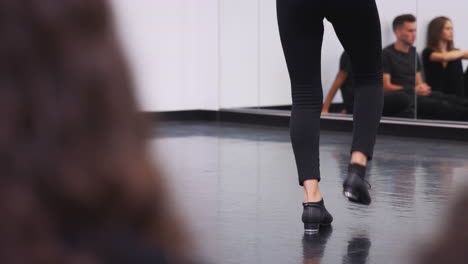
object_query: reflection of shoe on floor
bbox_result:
[302,200,333,234]
[343,164,372,205]
[302,225,333,260]
[342,236,371,264]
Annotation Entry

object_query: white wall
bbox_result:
[416,0,468,69]
[110,1,467,111]
[219,0,260,108]
[111,0,219,112]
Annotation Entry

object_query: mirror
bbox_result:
[415,0,468,122]
[219,0,422,121]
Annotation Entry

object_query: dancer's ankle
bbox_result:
[351,151,368,166]
[304,193,323,203]
[303,179,322,203]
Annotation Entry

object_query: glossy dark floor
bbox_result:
[153,121,468,264]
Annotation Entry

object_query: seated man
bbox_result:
[322,51,413,118]
[384,14,468,121]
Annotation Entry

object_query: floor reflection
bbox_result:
[302,227,333,264]
[155,121,468,264]
[342,232,371,264]
[302,228,372,264]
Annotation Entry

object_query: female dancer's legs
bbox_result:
[277,0,383,209]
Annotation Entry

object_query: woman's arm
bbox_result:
[415,72,431,96]
[429,50,468,62]
[416,72,425,86]
[322,71,348,113]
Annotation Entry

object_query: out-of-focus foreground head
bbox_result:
[417,188,468,264]
[0,0,189,263]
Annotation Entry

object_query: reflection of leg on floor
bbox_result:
[342,234,372,264]
[302,226,333,264]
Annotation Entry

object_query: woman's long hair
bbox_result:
[426,16,455,52]
[0,0,188,263]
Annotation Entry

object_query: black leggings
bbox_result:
[277,0,384,185]
[464,67,468,98]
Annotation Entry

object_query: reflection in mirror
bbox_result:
[309,1,419,120]
[380,14,419,119]
[321,5,420,120]
[219,0,422,121]
[416,1,468,122]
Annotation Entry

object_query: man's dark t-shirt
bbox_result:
[339,52,354,113]
[382,44,421,92]
[422,47,465,97]
[339,50,415,118]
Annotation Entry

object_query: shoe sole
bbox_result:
[304,223,331,234]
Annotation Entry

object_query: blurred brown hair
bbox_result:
[427,16,455,52]
[417,189,468,264]
[0,0,188,263]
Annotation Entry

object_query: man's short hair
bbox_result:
[393,14,416,31]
